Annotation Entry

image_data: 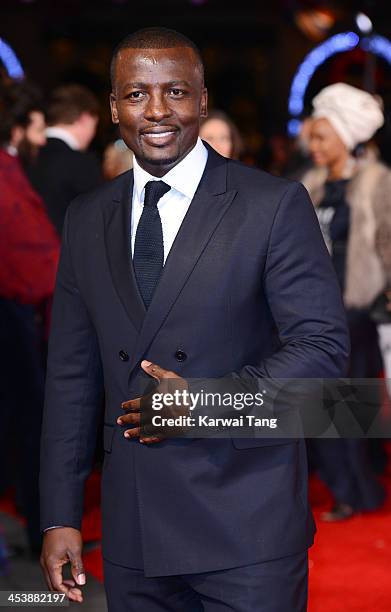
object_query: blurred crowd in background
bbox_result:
[1,0,391,578]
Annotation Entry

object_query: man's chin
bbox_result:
[136,140,197,172]
[143,154,180,167]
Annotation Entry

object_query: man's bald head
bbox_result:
[110,27,204,89]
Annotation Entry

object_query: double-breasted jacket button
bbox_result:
[175,350,187,362]
[119,350,129,362]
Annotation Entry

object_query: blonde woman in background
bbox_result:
[103,138,133,180]
[200,110,243,159]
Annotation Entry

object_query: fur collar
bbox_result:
[301,160,391,308]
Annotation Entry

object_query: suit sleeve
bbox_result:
[235,181,350,381]
[40,206,104,532]
[186,182,350,430]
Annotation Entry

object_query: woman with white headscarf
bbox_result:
[302,83,390,521]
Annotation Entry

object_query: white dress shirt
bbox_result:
[45,127,80,150]
[131,137,208,264]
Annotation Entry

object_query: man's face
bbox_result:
[110,46,207,176]
[76,112,99,150]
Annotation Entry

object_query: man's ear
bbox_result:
[200,88,208,119]
[110,93,119,124]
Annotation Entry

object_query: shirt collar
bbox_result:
[5,144,18,157]
[133,137,208,202]
[46,127,80,151]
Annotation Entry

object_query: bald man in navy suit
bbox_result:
[40,27,349,612]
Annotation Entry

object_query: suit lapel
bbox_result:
[128,148,237,377]
[103,171,146,332]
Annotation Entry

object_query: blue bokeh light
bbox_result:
[287,31,391,135]
[287,118,302,137]
[0,37,24,79]
[361,34,391,64]
[288,32,359,118]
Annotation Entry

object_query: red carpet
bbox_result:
[82,468,391,610]
[2,463,391,610]
[307,475,391,611]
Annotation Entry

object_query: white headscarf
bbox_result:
[312,83,384,150]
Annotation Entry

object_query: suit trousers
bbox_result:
[103,551,308,612]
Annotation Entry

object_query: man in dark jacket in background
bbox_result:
[0,81,59,557]
[29,84,101,236]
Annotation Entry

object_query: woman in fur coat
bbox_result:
[302,83,389,521]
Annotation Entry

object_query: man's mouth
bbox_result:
[141,128,179,146]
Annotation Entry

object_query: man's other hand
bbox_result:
[117,360,187,444]
[40,527,85,603]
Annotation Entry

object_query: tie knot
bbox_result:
[144,180,171,208]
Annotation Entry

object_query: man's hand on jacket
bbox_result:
[40,527,85,603]
[117,360,188,443]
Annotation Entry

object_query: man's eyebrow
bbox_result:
[122,80,191,89]
[166,80,191,87]
[122,82,148,89]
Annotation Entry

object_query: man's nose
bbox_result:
[144,92,171,122]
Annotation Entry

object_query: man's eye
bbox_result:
[128,91,144,99]
[169,89,185,96]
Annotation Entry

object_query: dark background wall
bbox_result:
[1,0,391,163]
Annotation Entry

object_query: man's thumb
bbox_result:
[76,572,86,586]
[70,553,86,585]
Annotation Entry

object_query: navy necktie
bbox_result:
[133,180,171,308]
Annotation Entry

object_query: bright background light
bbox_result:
[288,31,359,118]
[356,13,373,35]
[0,37,24,79]
[287,118,302,137]
[287,28,391,136]
[361,34,391,64]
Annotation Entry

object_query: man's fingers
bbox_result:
[140,435,163,444]
[141,360,177,381]
[47,562,79,600]
[118,412,140,426]
[123,428,162,443]
[47,561,65,592]
[63,579,84,599]
[64,587,83,603]
[121,398,141,411]
[62,580,83,599]
[47,569,82,603]
[124,427,141,439]
[119,361,183,441]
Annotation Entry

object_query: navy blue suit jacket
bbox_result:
[40,145,349,577]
